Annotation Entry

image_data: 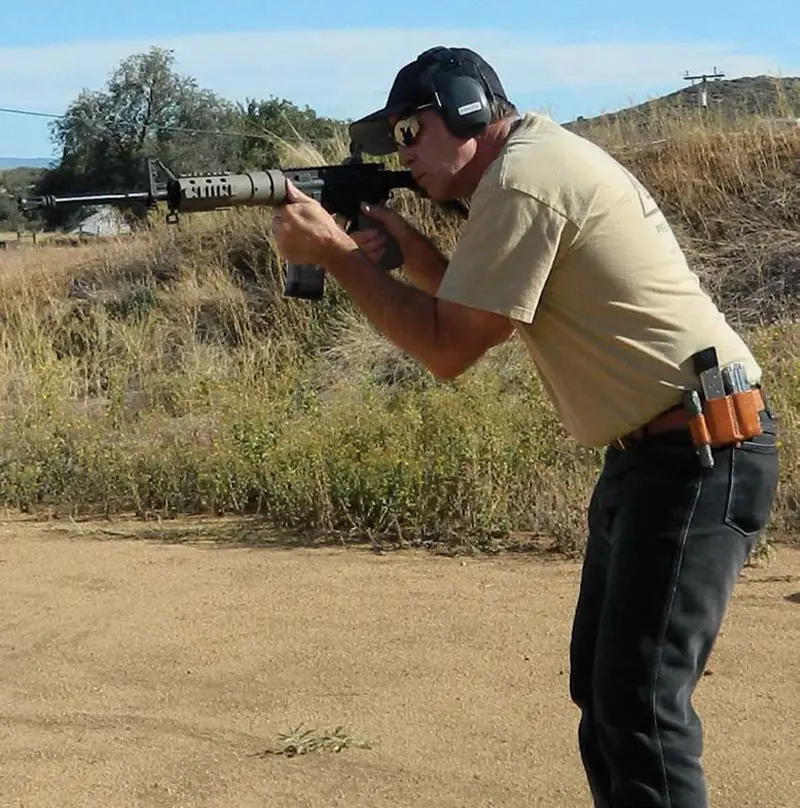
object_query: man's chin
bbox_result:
[412,175,460,203]
[418,181,452,203]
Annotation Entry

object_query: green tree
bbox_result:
[38,46,243,208]
[237,97,346,168]
[0,194,24,232]
[0,167,45,232]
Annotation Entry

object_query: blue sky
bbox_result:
[1,0,798,158]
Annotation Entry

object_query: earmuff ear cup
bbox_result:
[417,50,493,139]
[431,74,491,138]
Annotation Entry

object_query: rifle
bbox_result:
[18,146,422,300]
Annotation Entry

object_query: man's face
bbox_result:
[389,108,477,200]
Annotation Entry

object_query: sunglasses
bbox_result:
[391,103,436,149]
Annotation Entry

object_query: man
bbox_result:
[271,46,779,807]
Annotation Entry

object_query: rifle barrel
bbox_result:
[18,190,159,211]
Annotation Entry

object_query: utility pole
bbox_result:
[683,67,726,110]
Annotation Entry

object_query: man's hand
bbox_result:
[354,202,449,295]
[351,203,412,265]
[271,180,355,266]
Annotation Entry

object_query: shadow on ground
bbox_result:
[49,514,563,559]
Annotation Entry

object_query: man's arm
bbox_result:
[270,178,515,378]
[394,231,449,295]
[324,243,514,379]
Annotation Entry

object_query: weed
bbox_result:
[252,724,372,758]
[0,109,797,553]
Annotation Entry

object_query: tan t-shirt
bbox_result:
[436,112,761,447]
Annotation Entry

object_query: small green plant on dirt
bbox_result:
[253,724,373,758]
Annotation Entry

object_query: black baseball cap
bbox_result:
[348,46,510,156]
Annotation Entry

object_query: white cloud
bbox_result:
[0,27,795,154]
[0,28,792,112]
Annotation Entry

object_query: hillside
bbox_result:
[565,75,800,137]
[556,76,800,326]
[0,157,53,170]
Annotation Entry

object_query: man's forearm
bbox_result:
[398,233,449,296]
[323,243,448,376]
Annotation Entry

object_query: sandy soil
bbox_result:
[0,516,797,808]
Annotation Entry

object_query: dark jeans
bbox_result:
[569,407,779,807]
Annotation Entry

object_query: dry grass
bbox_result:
[0,106,797,555]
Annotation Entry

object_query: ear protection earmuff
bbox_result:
[415,47,494,139]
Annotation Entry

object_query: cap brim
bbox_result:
[348,102,410,156]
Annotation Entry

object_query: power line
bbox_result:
[0,104,276,141]
[0,106,60,119]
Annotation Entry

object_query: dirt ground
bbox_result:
[0,516,797,808]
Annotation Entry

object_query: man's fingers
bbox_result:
[360,203,410,242]
[331,213,349,231]
[360,202,389,221]
[351,229,384,246]
[360,202,398,226]
[348,229,386,263]
[284,178,311,203]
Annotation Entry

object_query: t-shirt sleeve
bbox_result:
[435,181,572,323]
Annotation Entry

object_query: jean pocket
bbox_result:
[723,430,779,537]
